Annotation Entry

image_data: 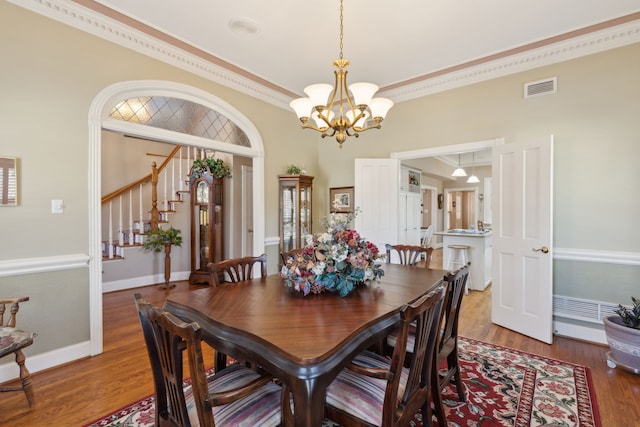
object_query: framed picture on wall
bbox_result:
[329,187,354,213]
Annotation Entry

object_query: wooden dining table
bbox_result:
[163,263,446,426]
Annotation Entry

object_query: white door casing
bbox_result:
[491,135,554,344]
[354,158,400,259]
[241,165,254,255]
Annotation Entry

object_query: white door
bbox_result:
[491,135,553,344]
[241,165,253,255]
[406,192,421,245]
[399,192,408,244]
[354,158,400,257]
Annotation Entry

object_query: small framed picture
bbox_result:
[330,187,354,213]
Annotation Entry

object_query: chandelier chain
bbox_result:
[338,0,344,60]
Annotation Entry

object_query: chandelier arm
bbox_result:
[353,121,382,133]
[301,121,329,133]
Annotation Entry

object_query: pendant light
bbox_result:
[451,153,467,177]
[467,152,480,183]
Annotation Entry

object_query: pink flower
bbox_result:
[544,382,572,395]
[536,402,565,418]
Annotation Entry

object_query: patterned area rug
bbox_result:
[84,337,601,427]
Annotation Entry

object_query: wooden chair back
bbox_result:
[135,294,286,427]
[279,248,306,269]
[0,296,36,407]
[391,284,446,425]
[208,254,267,286]
[326,284,446,426]
[385,243,433,267]
[431,263,470,425]
[440,263,469,355]
[134,293,211,426]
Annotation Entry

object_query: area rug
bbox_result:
[84,337,601,427]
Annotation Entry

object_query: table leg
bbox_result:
[289,377,325,427]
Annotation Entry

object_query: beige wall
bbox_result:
[314,41,640,310]
[1,0,639,359]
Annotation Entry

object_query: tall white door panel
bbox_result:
[491,135,553,344]
[354,158,400,255]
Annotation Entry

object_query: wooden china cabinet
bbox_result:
[279,174,313,252]
[188,168,224,285]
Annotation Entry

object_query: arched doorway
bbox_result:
[88,80,265,355]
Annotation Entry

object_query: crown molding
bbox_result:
[380,18,640,102]
[9,0,640,110]
[9,0,293,109]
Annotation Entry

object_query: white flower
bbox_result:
[317,232,332,243]
[312,262,326,275]
[363,268,374,280]
[305,234,315,246]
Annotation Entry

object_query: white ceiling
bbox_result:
[89,0,639,99]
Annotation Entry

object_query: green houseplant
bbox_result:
[604,296,640,373]
[143,226,183,289]
[286,164,301,175]
[191,157,232,179]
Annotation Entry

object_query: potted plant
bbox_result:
[143,226,183,289]
[286,164,301,175]
[191,157,232,179]
[603,296,640,373]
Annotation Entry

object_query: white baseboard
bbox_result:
[0,341,91,383]
[102,270,191,293]
[553,319,607,345]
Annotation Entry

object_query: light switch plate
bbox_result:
[52,199,64,214]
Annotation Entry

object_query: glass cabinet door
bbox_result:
[279,174,313,252]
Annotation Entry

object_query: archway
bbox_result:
[88,80,265,355]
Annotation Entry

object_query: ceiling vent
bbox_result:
[524,77,557,98]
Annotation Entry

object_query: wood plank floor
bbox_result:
[1,250,638,426]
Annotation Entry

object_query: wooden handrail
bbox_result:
[101,145,183,205]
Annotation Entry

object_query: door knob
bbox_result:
[533,246,549,253]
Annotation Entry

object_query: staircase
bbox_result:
[101,145,199,261]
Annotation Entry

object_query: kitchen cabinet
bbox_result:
[399,191,421,245]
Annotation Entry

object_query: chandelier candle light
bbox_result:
[289,0,393,147]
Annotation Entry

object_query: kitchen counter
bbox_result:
[434,229,492,291]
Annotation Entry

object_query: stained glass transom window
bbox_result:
[109,96,250,147]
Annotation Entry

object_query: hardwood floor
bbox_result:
[1,252,638,426]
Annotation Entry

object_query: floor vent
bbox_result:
[524,77,557,98]
[553,295,619,324]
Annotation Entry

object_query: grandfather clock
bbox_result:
[188,169,224,285]
[279,174,313,252]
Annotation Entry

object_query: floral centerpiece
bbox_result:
[281,207,384,296]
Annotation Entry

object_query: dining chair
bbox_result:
[134,293,285,427]
[324,284,446,427]
[0,296,36,407]
[433,264,470,406]
[279,248,306,269]
[385,243,433,267]
[385,263,469,426]
[207,254,268,371]
[208,253,267,286]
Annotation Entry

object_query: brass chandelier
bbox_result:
[289,0,393,148]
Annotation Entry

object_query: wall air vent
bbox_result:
[524,77,557,98]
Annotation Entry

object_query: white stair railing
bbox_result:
[102,146,192,259]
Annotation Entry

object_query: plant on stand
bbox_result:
[143,226,183,289]
[604,296,640,374]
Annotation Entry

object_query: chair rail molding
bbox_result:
[0,254,90,277]
[553,247,640,266]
